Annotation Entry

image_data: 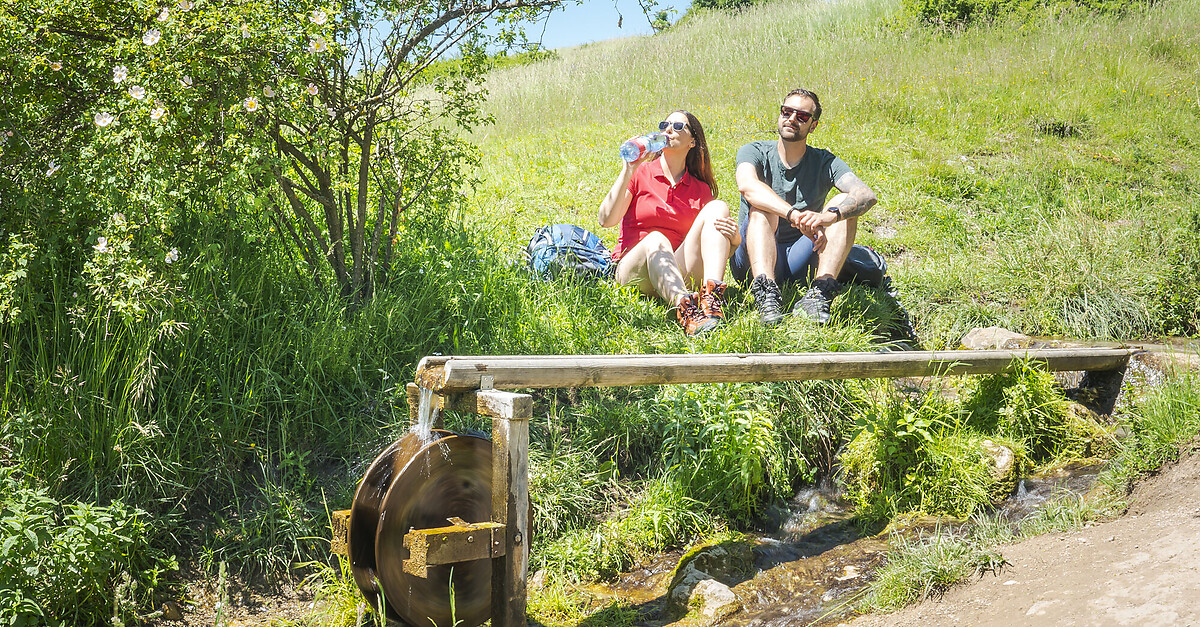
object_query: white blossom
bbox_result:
[50,61,62,71]
[143,29,161,46]
[113,65,128,83]
[46,160,60,176]
[307,37,327,53]
[165,248,179,264]
[128,85,146,100]
[262,86,275,98]
[243,97,259,112]
[177,0,192,10]
[240,23,250,38]
[94,237,109,253]
[158,8,169,21]
[306,82,319,96]
[151,105,167,120]
[113,213,125,223]
[179,75,193,88]
[310,10,327,25]
[94,112,115,127]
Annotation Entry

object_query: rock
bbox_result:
[665,538,753,616]
[690,578,740,619]
[1063,403,1119,458]
[961,327,1030,350]
[528,568,548,592]
[981,439,1018,504]
[161,600,184,621]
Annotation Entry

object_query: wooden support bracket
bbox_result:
[401,520,506,578]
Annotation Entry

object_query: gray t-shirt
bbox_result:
[736,141,852,244]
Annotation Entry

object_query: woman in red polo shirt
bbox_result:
[598,110,739,335]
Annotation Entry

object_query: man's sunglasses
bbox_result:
[659,120,690,132]
[780,106,814,123]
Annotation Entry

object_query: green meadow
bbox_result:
[2,0,1199,623]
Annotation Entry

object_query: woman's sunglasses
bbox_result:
[659,120,690,133]
[780,106,814,123]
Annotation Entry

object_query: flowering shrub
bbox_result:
[2,0,565,311]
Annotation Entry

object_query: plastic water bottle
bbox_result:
[619,132,669,162]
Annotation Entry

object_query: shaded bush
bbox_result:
[0,471,175,626]
[903,0,1151,27]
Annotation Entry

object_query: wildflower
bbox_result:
[94,111,115,127]
[151,105,167,120]
[240,23,250,38]
[158,8,169,21]
[46,160,60,176]
[113,65,128,83]
[143,29,161,46]
[177,0,192,10]
[310,9,327,24]
[165,248,179,263]
[243,96,259,112]
[306,82,318,96]
[94,237,109,253]
[179,75,193,88]
[50,61,62,71]
[263,85,275,98]
[128,85,146,100]
[113,213,125,223]
[307,37,327,53]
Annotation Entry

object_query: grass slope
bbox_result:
[469,0,1200,345]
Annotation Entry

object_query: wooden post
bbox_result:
[477,389,531,627]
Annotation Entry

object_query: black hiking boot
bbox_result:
[794,277,842,324]
[750,274,785,327]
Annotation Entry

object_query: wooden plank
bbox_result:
[417,348,1136,393]
[487,391,531,627]
[442,389,534,419]
[401,522,505,578]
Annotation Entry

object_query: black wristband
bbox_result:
[787,208,800,222]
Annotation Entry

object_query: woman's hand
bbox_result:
[714,216,741,248]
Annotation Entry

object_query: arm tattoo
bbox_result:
[832,172,878,219]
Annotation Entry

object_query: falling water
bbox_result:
[412,386,438,444]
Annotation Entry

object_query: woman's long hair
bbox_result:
[677,110,719,198]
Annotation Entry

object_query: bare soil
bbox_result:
[847,440,1200,627]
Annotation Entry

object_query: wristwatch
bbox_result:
[827,206,842,222]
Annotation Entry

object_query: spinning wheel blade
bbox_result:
[347,430,451,607]
[375,434,494,627]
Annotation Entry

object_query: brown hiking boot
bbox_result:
[676,292,720,336]
[699,279,727,325]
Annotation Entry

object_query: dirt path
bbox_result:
[847,442,1200,627]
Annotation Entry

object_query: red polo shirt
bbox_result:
[613,158,714,260]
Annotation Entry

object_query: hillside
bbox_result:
[470,0,1200,346]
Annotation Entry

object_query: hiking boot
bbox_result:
[676,292,720,336]
[794,277,842,324]
[750,274,785,326]
[699,279,728,326]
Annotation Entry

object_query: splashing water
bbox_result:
[411,386,438,444]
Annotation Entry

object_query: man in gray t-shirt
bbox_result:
[732,88,878,325]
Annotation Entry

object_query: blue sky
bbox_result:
[528,0,694,50]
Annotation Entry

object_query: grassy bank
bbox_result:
[471,0,1200,345]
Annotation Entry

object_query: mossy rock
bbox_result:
[1061,403,1120,459]
[665,535,753,616]
[981,439,1019,504]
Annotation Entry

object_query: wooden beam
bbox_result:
[401,521,505,578]
[486,390,531,627]
[415,348,1136,393]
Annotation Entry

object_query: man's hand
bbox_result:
[714,216,741,248]
[789,209,835,252]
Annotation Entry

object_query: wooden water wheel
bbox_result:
[348,430,494,627]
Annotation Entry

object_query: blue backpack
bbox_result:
[525,224,615,281]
